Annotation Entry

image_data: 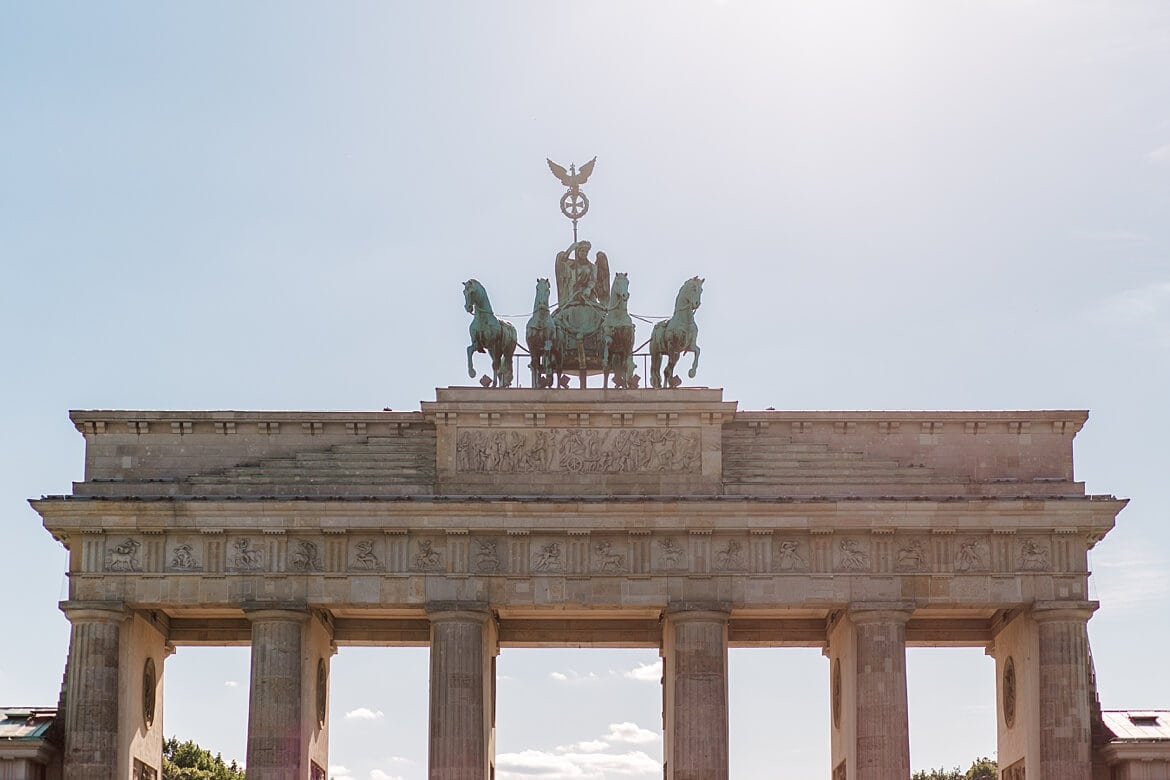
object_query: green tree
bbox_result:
[162,737,245,780]
[911,757,997,780]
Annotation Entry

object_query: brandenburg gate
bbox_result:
[30,160,1127,779]
[33,390,1124,779]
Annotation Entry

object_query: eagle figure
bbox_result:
[547,157,597,192]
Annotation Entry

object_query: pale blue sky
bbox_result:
[2,2,1168,779]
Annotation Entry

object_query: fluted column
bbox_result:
[1034,602,1097,780]
[60,602,126,780]
[246,607,310,780]
[428,603,496,780]
[663,606,729,780]
[850,604,912,780]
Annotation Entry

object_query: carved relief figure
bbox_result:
[1018,539,1051,571]
[475,539,501,572]
[896,539,928,571]
[169,543,200,570]
[232,538,263,571]
[658,538,687,569]
[776,539,807,571]
[956,538,988,572]
[414,540,442,571]
[352,540,381,571]
[533,542,563,572]
[715,539,746,570]
[106,538,142,572]
[839,539,869,571]
[456,428,700,474]
[594,540,626,572]
[291,540,323,572]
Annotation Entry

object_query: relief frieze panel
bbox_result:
[455,427,700,474]
[86,529,1081,579]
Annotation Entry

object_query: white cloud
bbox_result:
[603,722,660,745]
[556,739,609,753]
[623,660,662,682]
[1148,142,1170,165]
[1091,281,1170,345]
[1079,229,1150,245]
[223,680,239,688]
[369,771,404,780]
[496,749,660,779]
[344,707,385,721]
[548,669,599,683]
[1091,549,1170,610]
[328,766,354,780]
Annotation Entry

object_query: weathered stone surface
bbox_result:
[428,605,496,780]
[1035,602,1096,780]
[850,605,912,780]
[663,607,729,780]
[245,608,310,780]
[61,603,125,780]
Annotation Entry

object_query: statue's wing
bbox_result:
[576,156,597,185]
[554,251,570,308]
[595,250,611,305]
[546,159,572,186]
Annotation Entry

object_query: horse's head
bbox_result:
[464,279,483,314]
[534,278,550,307]
[611,272,630,304]
[675,276,704,313]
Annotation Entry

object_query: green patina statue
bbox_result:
[460,158,705,389]
[463,279,516,388]
[649,276,703,389]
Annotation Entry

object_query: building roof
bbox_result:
[1103,710,1170,741]
[0,708,57,740]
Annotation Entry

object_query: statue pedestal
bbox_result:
[422,388,736,496]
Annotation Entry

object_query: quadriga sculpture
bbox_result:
[463,278,517,388]
[649,276,703,389]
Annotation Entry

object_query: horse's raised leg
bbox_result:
[665,351,680,388]
[688,343,701,379]
[467,344,477,379]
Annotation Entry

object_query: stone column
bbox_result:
[428,603,497,780]
[60,601,126,780]
[246,607,310,780]
[850,604,912,780]
[662,606,730,780]
[1034,601,1097,780]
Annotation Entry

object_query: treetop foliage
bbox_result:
[162,737,246,780]
[911,756,997,780]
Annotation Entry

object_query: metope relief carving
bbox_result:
[656,537,688,571]
[413,540,443,571]
[593,539,626,572]
[955,538,989,572]
[475,538,501,572]
[168,542,201,571]
[351,540,382,571]
[456,427,700,474]
[896,539,928,572]
[291,540,323,572]
[231,538,264,571]
[1018,539,1051,571]
[775,539,807,572]
[714,539,746,571]
[532,541,564,572]
[838,539,869,571]
[106,538,142,572]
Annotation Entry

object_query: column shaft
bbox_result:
[429,608,494,780]
[852,608,911,780]
[664,609,729,780]
[1036,606,1095,780]
[246,609,309,780]
[61,606,125,780]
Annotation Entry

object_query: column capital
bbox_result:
[1031,600,1098,623]
[243,602,311,623]
[847,601,915,625]
[665,601,731,622]
[59,600,128,623]
[426,600,492,623]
